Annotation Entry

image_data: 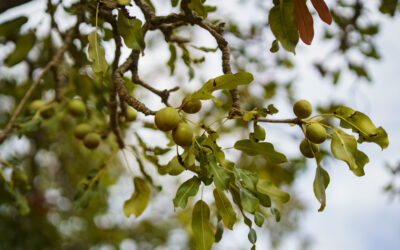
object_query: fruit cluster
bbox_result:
[154,97,202,147]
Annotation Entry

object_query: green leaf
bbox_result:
[73,169,101,209]
[191,72,254,100]
[192,200,215,250]
[173,176,201,208]
[270,39,280,53]
[248,228,257,244]
[254,212,265,227]
[234,168,258,193]
[0,16,28,39]
[88,32,108,75]
[167,43,177,75]
[171,0,180,7]
[123,177,150,217]
[240,188,259,214]
[271,207,281,222]
[214,222,224,242]
[269,0,299,54]
[256,179,290,204]
[234,139,287,163]
[254,125,266,141]
[5,32,36,67]
[379,0,398,16]
[331,129,370,176]
[206,154,230,191]
[213,189,237,230]
[313,166,330,212]
[117,14,145,51]
[335,106,389,149]
[188,0,208,18]
[162,156,185,176]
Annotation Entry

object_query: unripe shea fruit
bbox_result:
[83,132,101,149]
[299,139,319,158]
[29,100,45,112]
[126,108,137,122]
[154,107,180,131]
[182,97,202,114]
[172,122,193,147]
[293,99,312,119]
[305,123,327,144]
[68,99,86,117]
[74,123,92,140]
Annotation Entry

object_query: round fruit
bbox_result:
[74,123,92,139]
[299,139,319,158]
[68,99,86,117]
[305,123,327,144]
[293,99,312,119]
[154,107,180,131]
[126,108,137,122]
[172,122,193,147]
[29,100,45,112]
[83,132,101,149]
[182,97,202,114]
[117,0,131,5]
[40,107,54,119]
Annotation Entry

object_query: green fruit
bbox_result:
[305,123,327,144]
[172,122,193,147]
[154,107,180,131]
[293,99,312,119]
[40,107,54,119]
[29,100,45,112]
[182,97,202,114]
[126,108,137,121]
[83,132,101,149]
[74,123,92,139]
[68,99,86,117]
[299,139,319,158]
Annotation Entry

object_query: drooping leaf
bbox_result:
[191,72,254,100]
[270,39,280,53]
[173,176,201,208]
[271,207,281,222]
[234,168,258,193]
[269,0,299,54]
[248,228,257,244]
[334,106,389,149]
[240,188,259,214]
[234,139,287,163]
[162,156,185,176]
[167,43,177,75]
[87,31,108,75]
[256,179,290,204]
[192,200,215,250]
[123,177,150,217]
[117,14,145,51]
[213,189,236,230]
[378,0,398,16]
[215,222,224,242]
[311,0,333,24]
[313,166,330,212]
[206,154,230,191]
[294,0,314,45]
[0,16,28,39]
[254,125,266,141]
[331,129,370,176]
[5,32,36,67]
[254,212,265,227]
[73,168,101,209]
[171,0,179,7]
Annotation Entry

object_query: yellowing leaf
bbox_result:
[191,72,254,100]
[192,200,215,250]
[335,106,389,149]
[173,176,200,208]
[213,189,236,230]
[123,177,150,217]
[256,179,290,204]
[313,166,330,212]
[88,31,108,75]
[117,14,145,51]
[331,129,369,176]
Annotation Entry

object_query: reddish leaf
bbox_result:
[294,0,314,45]
[311,0,333,25]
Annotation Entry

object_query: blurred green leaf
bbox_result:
[0,16,28,39]
[240,188,259,214]
[313,165,330,212]
[123,177,150,217]
[87,32,108,75]
[5,32,36,67]
[117,14,145,51]
[234,139,287,163]
[256,179,290,204]
[213,189,236,230]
